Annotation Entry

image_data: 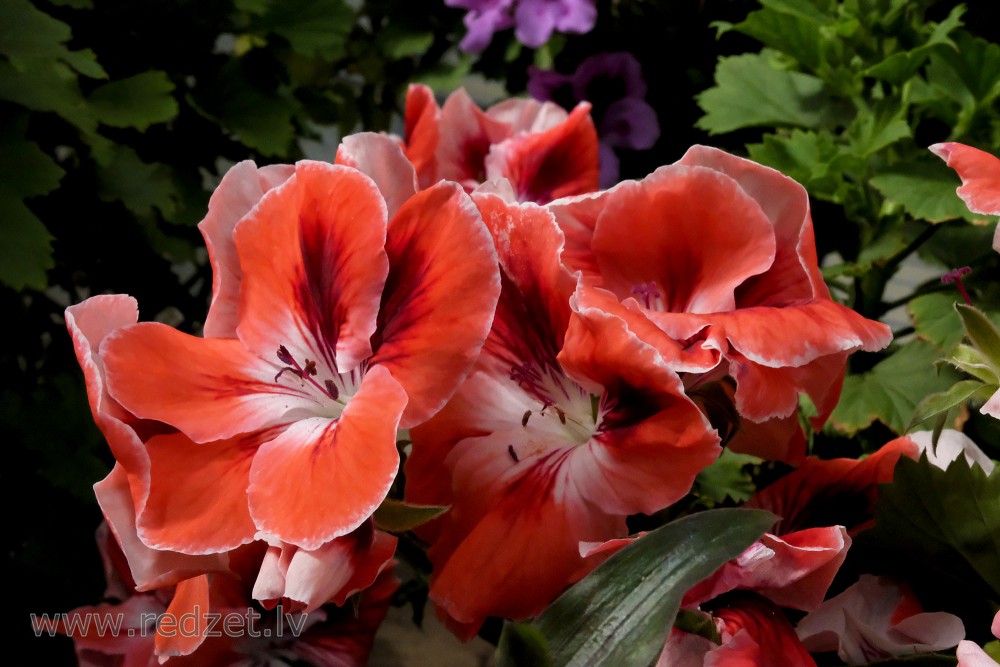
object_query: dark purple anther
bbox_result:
[941,266,973,306]
[276,345,294,365]
[508,445,519,463]
[325,380,339,400]
[631,281,661,309]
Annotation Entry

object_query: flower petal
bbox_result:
[371,181,500,427]
[235,161,389,374]
[199,160,295,339]
[931,142,1000,216]
[335,132,417,219]
[404,83,441,189]
[154,575,212,659]
[137,431,260,554]
[484,102,600,203]
[248,365,407,549]
[94,465,228,592]
[589,164,776,314]
[437,88,513,189]
[103,322,315,443]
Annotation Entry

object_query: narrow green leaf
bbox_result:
[696,53,835,134]
[372,499,449,533]
[907,380,989,431]
[947,344,1000,385]
[495,622,553,667]
[957,304,1000,375]
[378,25,434,60]
[87,71,178,130]
[534,509,776,667]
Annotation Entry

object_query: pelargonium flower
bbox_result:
[69,157,500,558]
[957,611,1000,667]
[401,83,599,203]
[447,0,596,53]
[404,191,721,636]
[796,574,966,664]
[548,146,893,462]
[529,52,660,186]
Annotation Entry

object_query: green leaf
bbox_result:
[946,344,1000,385]
[696,52,836,134]
[0,0,105,77]
[730,9,825,70]
[253,0,353,60]
[97,146,179,219]
[377,24,434,60]
[533,509,776,667]
[372,499,448,533]
[695,449,761,504]
[495,622,552,667]
[845,108,910,159]
[190,62,298,156]
[747,129,840,194]
[875,455,1000,596]
[87,71,178,130]
[0,115,63,290]
[870,160,993,224]
[910,293,978,352]
[828,340,961,435]
[907,379,991,431]
[674,609,722,644]
[957,304,1000,375]
[757,0,835,25]
[0,194,54,291]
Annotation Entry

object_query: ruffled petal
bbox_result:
[404,83,441,189]
[958,640,1000,667]
[94,465,228,592]
[437,88,513,189]
[66,295,149,505]
[676,145,827,304]
[235,161,389,374]
[484,102,600,203]
[931,142,1000,216]
[199,160,295,339]
[589,164,776,314]
[335,132,417,219]
[371,181,500,427]
[103,323,315,443]
[558,307,721,515]
[137,431,260,554]
[683,527,850,612]
[248,365,407,549]
[745,437,919,535]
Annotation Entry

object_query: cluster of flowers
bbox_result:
[66,87,1000,665]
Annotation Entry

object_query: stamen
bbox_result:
[274,346,341,401]
[521,410,532,427]
[941,266,973,306]
[508,445,519,463]
[555,407,566,424]
[631,281,661,309]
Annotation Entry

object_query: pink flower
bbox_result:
[401,84,600,203]
[549,145,892,463]
[796,574,966,664]
[405,192,720,636]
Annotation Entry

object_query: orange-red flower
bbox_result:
[401,84,600,203]
[405,192,720,636]
[70,158,500,557]
[548,146,892,462]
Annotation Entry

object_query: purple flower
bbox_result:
[528,52,660,186]
[447,0,596,53]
